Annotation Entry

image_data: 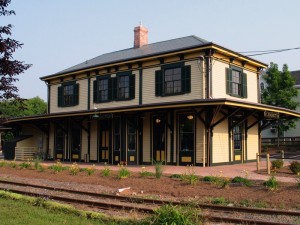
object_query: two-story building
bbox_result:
[5,25,300,166]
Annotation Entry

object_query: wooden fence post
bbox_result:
[266,153,270,175]
[256,153,260,172]
[281,150,284,162]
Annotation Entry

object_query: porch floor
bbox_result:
[40,161,297,183]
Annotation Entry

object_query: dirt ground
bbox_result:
[0,166,299,210]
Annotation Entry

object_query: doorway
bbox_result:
[99,120,110,163]
[152,115,166,162]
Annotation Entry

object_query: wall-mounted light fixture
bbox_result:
[155,118,161,124]
[187,114,194,120]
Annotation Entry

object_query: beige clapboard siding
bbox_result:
[49,123,54,157]
[91,71,139,109]
[50,79,88,113]
[90,121,98,161]
[143,112,151,162]
[247,117,259,160]
[212,116,229,163]
[196,115,205,164]
[143,60,204,105]
[81,121,88,159]
[16,125,47,154]
[212,60,258,103]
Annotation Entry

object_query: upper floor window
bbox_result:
[93,75,111,103]
[226,66,247,98]
[93,72,135,103]
[155,62,191,97]
[118,75,130,99]
[57,81,79,107]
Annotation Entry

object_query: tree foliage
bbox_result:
[262,62,299,133]
[0,96,47,118]
[0,0,31,100]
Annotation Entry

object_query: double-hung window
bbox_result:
[118,75,130,99]
[58,81,79,107]
[93,75,111,103]
[155,62,191,96]
[226,66,247,98]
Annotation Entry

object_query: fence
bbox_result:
[15,147,37,161]
[262,137,300,146]
[256,150,285,175]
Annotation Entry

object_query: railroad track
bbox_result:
[0,179,299,225]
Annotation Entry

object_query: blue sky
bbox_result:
[2,0,300,100]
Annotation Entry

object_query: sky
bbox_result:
[2,0,300,101]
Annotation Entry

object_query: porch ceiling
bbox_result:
[3,98,300,124]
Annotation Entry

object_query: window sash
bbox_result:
[98,79,109,101]
[63,84,74,106]
[164,67,182,95]
[118,75,129,99]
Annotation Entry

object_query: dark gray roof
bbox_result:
[53,35,210,76]
[291,70,300,85]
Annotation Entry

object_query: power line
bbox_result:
[238,47,300,57]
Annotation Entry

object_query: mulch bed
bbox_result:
[0,166,299,210]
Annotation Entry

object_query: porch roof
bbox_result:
[3,98,300,124]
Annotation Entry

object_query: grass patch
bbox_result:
[209,197,230,205]
[0,190,138,225]
[231,176,253,187]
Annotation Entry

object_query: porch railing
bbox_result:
[15,147,37,161]
[262,137,300,146]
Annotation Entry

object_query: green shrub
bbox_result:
[69,162,80,175]
[169,174,182,179]
[154,161,163,179]
[117,165,130,179]
[0,161,7,167]
[9,161,17,168]
[271,159,284,170]
[49,161,68,174]
[19,161,32,169]
[181,166,199,185]
[264,174,279,191]
[289,161,300,174]
[33,157,42,170]
[85,164,96,176]
[101,166,111,177]
[231,176,253,187]
[203,176,218,183]
[210,197,229,205]
[149,204,202,225]
[140,167,154,177]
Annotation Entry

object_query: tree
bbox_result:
[262,62,299,135]
[0,0,31,100]
[0,96,47,118]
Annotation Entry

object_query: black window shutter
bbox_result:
[57,86,63,107]
[226,68,232,94]
[242,72,247,98]
[182,65,191,93]
[73,83,79,105]
[93,80,98,103]
[108,77,112,101]
[155,70,163,96]
[111,77,117,100]
[129,74,135,99]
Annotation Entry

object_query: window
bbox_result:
[179,113,194,152]
[165,67,182,94]
[155,62,191,96]
[260,82,265,91]
[118,75,130,99]
[93,76,111,103]
[58,82,79,107]
[93,72,135,103]
[226,66,247,98]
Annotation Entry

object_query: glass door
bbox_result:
[233,124,243,162]
[179,113,195,165]
[127,117,137,165]
[99,120,110,163]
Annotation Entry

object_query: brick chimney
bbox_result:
[134,24,148,48]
